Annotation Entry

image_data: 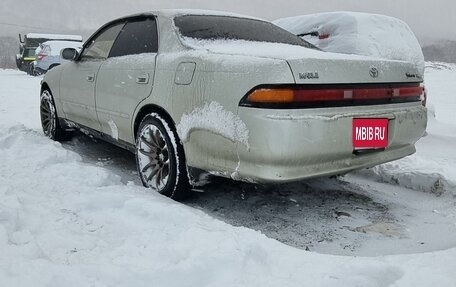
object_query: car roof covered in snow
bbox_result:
[154,9,263,20]
[107,9,264,23]
[84,9,268,54]
[39,40,83,56]
[274,12,425,76]
[26,33,83,41]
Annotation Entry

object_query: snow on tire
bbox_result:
[135,113,190,200]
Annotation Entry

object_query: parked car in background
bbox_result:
[16,33,83,75]
[33,40,83,75]
[40,10,427,200]
[15,47,36,74]
[274,12,425,78]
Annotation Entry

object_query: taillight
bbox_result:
[240,83,424,109]
[319,33,330,40]
[37,53,47,61]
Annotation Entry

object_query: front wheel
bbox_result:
[135,113,190,200]
[40,90,72,141]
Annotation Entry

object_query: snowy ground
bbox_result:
[0,64,455,286]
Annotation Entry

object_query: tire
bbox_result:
[32,67,40,76]
[40,90,72,141]
[33,67,43,76]
[48,64,59,70]
[28,63,35,76]
[135,113,190,200]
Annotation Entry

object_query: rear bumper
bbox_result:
[236,102,427,183]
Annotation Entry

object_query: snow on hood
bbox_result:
[274,12,425,76]
[177,101,249,148]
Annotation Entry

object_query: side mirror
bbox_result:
[61,48,79,61]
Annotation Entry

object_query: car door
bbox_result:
[59,22,124,130]
[95,16,158,143]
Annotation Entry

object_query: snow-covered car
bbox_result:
[33,40,83,75]
[274,12,425,77]
[16,33,83,75]
[40,10,427,200]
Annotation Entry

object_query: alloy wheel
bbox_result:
[137,124,171,192]
[40,91,56,138]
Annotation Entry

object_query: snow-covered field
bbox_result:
[0,64,455,286]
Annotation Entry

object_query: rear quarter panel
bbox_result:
[151,50,295,175]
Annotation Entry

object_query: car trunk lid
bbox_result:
[286,57,422,85]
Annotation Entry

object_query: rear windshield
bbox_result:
[25,48,36,57]
[174,15,317,49]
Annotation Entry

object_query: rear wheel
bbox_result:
[48,64,59,70]
[40,90,72,141]
[135,113,190,200]
[33,67,43,76]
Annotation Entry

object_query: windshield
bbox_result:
[174,15,317,49]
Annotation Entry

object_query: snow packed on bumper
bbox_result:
[177,101,249,148]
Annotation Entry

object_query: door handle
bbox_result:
[136,73,149,84]
[86,73,95,82]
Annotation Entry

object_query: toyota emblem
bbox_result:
[369,67,379,78]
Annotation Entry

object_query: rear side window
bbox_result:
[109,18,158,58]
[174,15,316,49]
[43,46,51,54]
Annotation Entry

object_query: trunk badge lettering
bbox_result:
[299,72,319,80]
[406,72,422,79]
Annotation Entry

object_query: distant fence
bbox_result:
[0,37,18,69]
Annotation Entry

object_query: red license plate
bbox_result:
[352,118,388,150]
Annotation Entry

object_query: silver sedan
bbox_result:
[40,10,427,199]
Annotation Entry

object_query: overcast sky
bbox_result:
[0,0,454,43]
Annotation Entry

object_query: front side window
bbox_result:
[174,15,317,49]
[81,23,124,60]
[109,17,158,58]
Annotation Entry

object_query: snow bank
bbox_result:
[1,125,456,286]
[177,101,249,148]
[357,162,453,196]
[424,62,456,125]
[1,69,456,286]
[357,63,456,195]
[274,12,424,76]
